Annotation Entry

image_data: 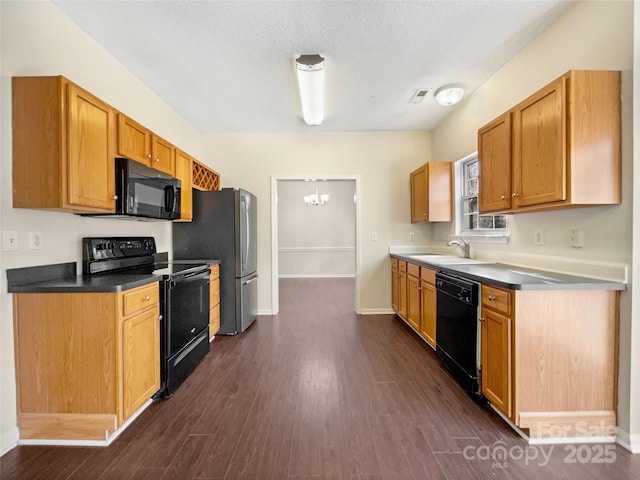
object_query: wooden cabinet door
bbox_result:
[406,273,421,331]
[391,266,398,312]
[151,135,176,176]
[398,270,407,319]
[410,165,427,223]
[427,162,452,222]
[419,279,436,348]
[66,83,116,211]
[478,112,512,213]
[481,307,512,418]
[121,308,160,421]
[175,150,193,221]
[118,114,152,166]
[512,77,566,208]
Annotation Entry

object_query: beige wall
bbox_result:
[0,1,202,454]
[201,131,432,314]
[429,0,638,448]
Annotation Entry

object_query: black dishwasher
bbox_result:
[435,272,482,399]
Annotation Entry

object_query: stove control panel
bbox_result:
[83,237,156,262]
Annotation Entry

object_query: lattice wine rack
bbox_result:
[192,159,221,191]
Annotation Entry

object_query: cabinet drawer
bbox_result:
[420,267,436,284]
[391,258,398,268]
[122,284,159,317]
[482,285,512,316]
[210,264,220,280]
[210,277,220,307]
[407,263,420,278]
[399,261,407,272]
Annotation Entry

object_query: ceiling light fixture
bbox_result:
[303,187,329,206]
[434,85,464,106]
[296,54,325,125]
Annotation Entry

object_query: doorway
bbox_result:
[270,175,361,315]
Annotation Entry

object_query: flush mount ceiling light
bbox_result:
[434,85,465,106]
[296,54,325,125]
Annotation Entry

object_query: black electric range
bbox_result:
[83,237,211,398]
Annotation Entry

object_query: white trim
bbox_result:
[256,309,275,316]
[271,175,362,315]
[616,428,640,453]
[15,399,153,448]
[279,274,356,278]
[360,308,395,315]
[0,426,19,456]
[278,246,355,253]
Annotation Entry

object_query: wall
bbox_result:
[278,180,356,278]
[429,1,638,450]
[201,131,432,314]
[0,1,203,454]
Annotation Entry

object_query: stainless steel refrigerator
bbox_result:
[173,188,258,334]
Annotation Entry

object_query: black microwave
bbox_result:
[81,158,181,220]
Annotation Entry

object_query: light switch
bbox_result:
[2,231,18,251]
[371,232,377,241]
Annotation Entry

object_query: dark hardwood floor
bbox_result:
[2,278,639,479]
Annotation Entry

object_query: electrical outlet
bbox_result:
[569,228,584,248]
[371,232,377,241]
[409,232,415,241]
[29,231,43,250]
[534,230,545,246]
[2,231,18,251]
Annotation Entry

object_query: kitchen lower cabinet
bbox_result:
[480,284,619,440]
[391,258,399,312]
[397,261,408,320]
[13,283,160,442]
[209,265,221,339]
[419,267,437,349]
[12,76,116,213]
[478,70,621,214]
[406,263,421,332]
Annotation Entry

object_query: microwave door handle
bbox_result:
[164,186,175,213]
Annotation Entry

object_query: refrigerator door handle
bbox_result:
[241,196,249,273]
[242,275,258,286]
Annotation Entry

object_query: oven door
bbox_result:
[167,269,211,356]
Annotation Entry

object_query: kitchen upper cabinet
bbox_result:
[117,113,176,176]
[12,76,116,213]
[175,149,194,221]
[410,162,452,223]
[13,283,160,441]
[118,114,152,165]
[419,267,437,349]
[478,70,621,214]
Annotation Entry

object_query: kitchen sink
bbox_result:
[408,255,491,265]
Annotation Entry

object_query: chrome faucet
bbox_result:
[448,238,471,258]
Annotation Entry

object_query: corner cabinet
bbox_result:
[478,70,621,214]
[12,76,117,213]
[410,162,452,223]
[13,283,161,442]
[480,284,619,439]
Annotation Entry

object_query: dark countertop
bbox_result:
[6,258,221,294]
[391,253,626,291]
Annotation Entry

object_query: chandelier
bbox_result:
[303,187,329,206]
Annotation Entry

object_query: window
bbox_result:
[454,152,508,240]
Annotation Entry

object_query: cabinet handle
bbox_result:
[512,193,519,198]
[147,154,152,159]
[112,195,118,200]
[500,195,507,200]
[479,317,486,322]
[154,158,160,163]
[143,295,150,301]
[487,295,496,301]
[158,315,163,321]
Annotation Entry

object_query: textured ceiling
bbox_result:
[52,0,573,133]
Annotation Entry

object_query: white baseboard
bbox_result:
[278,274,356,278]
[256,309,275,316]
[616,428,640,453]
[0,426,19,456]
[359,308,395,315]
